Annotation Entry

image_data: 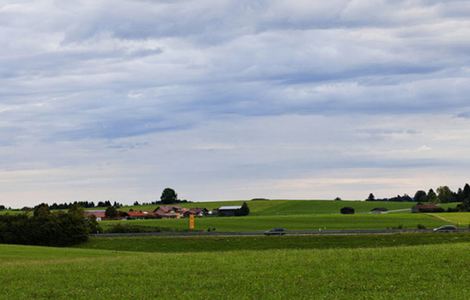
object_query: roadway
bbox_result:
[91,228,470,238]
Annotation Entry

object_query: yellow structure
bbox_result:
[189,214,195,230]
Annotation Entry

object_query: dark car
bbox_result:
[264,228,286,236]
[433,225,457,232]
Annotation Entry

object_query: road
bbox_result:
[91,228,470,238]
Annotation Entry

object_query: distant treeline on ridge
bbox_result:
[366,183,470,211]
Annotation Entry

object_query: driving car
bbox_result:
[264,228,286,236]
[433,225,457,232]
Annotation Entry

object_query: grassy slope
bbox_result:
[121,200,442,216]
[2,242,470,299]
[434,213,470,226]
[77,233,470,253]
[101,213,447,231]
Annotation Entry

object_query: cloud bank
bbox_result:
[1,0,470,206]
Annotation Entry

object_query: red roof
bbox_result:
[84,210,106,218]
[127,211,151,217]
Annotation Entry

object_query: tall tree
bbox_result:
[33,203,50,218]
[105,206,118,219]
[413,190,427,202]
[426,189,438,203]
[436,186,454,203]
[460,184,470,211]
[239,202,250,216]
[366,193,376,201]
[161,188,178,204]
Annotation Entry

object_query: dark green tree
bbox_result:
[161,188,178,204]
[366,193,375,201]
[436,186,454,203]
[33,203,50,218]
[460,184,470,211]
[426,189,438,203]
[413,190,427,202]
[105,206,118,219]
[239,202,250,216]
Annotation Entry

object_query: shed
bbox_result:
[218,206,242,217]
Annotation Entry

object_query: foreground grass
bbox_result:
[101,213,448,232]
[2,242,470,299]
[78,233,470,253]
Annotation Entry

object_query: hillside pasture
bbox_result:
[121,200,429,216]
[434,212,470,227]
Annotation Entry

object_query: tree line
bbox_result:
[367,183,470,211]
[0,204,101,246]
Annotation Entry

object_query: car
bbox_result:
[264,228,286,236]
[433,225,457,232]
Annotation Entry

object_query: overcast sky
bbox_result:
[1,0,470,207]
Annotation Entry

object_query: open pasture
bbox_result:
[434,213,470,226]
[78,233,470,253]
[2,240,470,299]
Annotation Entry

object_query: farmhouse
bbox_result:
[127,211,152,219]
[412,204,444,213]
[218,206,242,216]
[83,210,106,221]
[182,208,208,217]
[154,206,183,219]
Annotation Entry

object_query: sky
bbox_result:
[1,0,470,207]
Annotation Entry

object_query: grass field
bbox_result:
[101,213,448,232]
[2,238,470,299]
[98,200,460,232]
[77,233,470,253]
[434,213,470,227]
[121,199,458,216]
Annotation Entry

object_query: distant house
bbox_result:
[412,204,444,213]
[154,206,182,219]
[183,208,208,218]
[84,210,106,221]
[127,211,151,219]
[218,206,242,217]
[370,207,388,214]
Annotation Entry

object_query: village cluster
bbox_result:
[84,204,248,221]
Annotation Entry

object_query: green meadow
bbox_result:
[2,237,470,299]
[123,199,430,215]
[102,213,447,231]
[98,200,461,232]
[435,213,470,227]
[78,233,470,253]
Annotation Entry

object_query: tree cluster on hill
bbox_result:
[366,184,470,205]
[47,201,123,210]
[158,188,191,204]
[0,203,100,246]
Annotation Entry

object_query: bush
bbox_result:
[417,224,426,230]
[340,207,355,214]
[0,210,96,247]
